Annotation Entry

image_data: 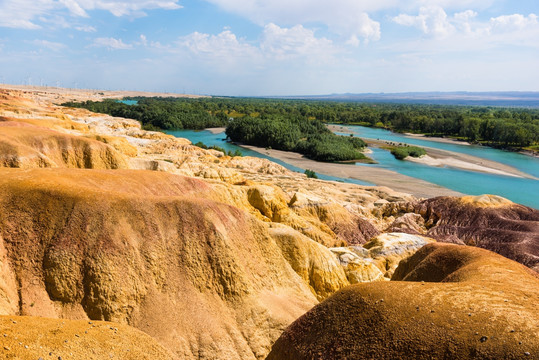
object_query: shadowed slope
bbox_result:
[0,168,318,360]
[382,195,539,271]
[267,243,539,360]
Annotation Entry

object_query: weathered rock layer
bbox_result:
[381,195,539,271]
[268,243,539,360]
[0,168,319,359]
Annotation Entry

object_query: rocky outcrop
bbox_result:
[10,87,526,359]
[0,168,319,359]
[289,191,380,245]
[0,121,128,169]
[0,89,401,247]
[269,226,349,300]
[380,195,539,272]
[330,232,435,280]
[0,316,174,359]
[329,247,385,283]
[267,243,539,360]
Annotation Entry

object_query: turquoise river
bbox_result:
[166,126,539,209]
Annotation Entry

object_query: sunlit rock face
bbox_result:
[0,316,175,360]
[0,168,319,359]
[330,232,435,281]
[267,243,539,360]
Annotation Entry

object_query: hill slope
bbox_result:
[268,243,539,359]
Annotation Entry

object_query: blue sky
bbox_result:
[0,0,537,95]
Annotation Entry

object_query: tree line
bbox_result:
[63,96,539,150]
[225,115,369,162]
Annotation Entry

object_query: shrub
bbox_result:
[304,169,318,178]
[390,146,426,160]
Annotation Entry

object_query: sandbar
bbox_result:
[365,139,535,179]
[238,144,463,199]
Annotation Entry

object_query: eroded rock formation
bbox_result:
[0,168,318,359]
[1,86,536,359]
[0,316,174,359]
[381,195,539,271]
[268,243,539,360]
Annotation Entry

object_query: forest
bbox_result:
[225,115,369,162]
[63,97,539,152]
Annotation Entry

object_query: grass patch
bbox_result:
[304,169,318,179]
[383,145,426,160]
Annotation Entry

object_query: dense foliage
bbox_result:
[225,116,368,162]
[62,98,228,130]
[389,146,427,160]
[63,96,539,150]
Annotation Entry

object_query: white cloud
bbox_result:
[0,0,182,29]
[394,7,539,44]
[91,37,133,50]
[393,6,455,38]
[75,25,97,32]
[30,39,67,51]
[59,0,89,17]
[177,24,340,65]
[178,30,259,59]
[140,34,148,46]
[261,23,334,59]
[452,10,477,34]
[70,0,183,17]
[0,0,52,29]
[489,14,538,33]
[414,0,494,10]
[204,0,383,43]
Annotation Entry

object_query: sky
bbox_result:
[0,0,538,96]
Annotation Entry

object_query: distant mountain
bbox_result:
[276,91,539,107]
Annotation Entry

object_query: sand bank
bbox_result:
[365,139,535,179]
[328,124,538,171]
[403,132,471,146]
[326,124,471,146]
[206,127,226,134]
[238,144,462,199]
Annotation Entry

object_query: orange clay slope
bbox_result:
[0,316,174,360]
[0,168,319,360]
[267,243,539,360]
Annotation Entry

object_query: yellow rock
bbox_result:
[247,184,290,222]
[269,226,349,300]
[0,315,174,359]
[329,247,385,283]
[459,194,514,207]
[0,121,128,169]
[363,232,435,277]
[0,168,317,359]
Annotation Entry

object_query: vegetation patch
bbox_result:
[226,116,370,162]
[385,145,427,160]
[63,96,539,151]
[304,169,318,178]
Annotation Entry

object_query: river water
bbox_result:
[166,127,539,209]
[165,129,373,186]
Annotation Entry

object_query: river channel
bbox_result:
[166,126,539,209]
